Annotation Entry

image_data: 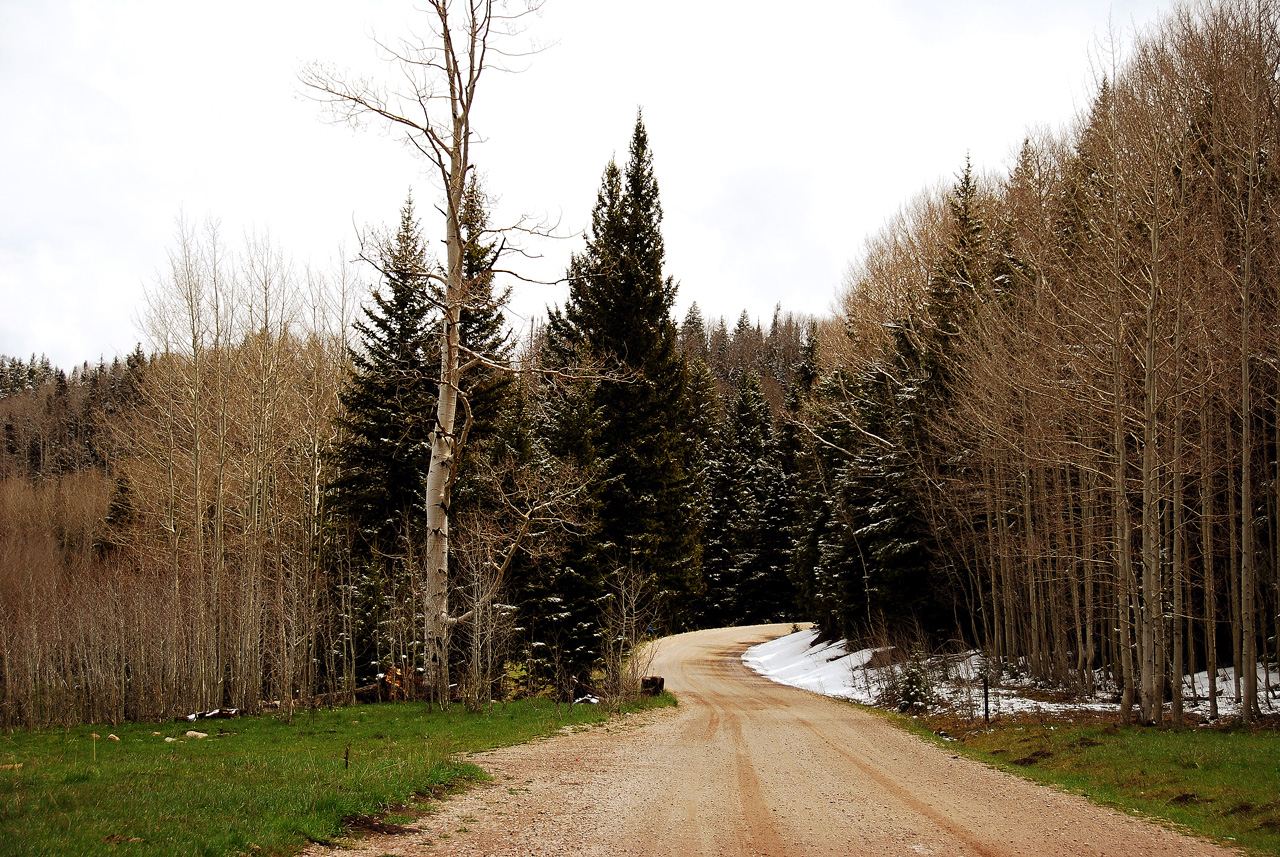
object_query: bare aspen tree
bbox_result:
[302,1,543,703]
[455,445,590,710]
[1101,76,1139,724]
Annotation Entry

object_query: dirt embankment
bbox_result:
[306,624,1237,857]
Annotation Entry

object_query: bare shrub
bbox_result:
[598,564,658,710]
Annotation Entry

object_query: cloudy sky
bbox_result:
[1,0,1170,369]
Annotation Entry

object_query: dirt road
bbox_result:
[308,624,1236,856]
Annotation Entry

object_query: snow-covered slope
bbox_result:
[742,628,882,705]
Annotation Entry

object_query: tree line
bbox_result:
[789,0,1280,726]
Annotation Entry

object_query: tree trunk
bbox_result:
[1229,429,1243,707]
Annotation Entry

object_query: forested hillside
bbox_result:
[3,0,1279,730]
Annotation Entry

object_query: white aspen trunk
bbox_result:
[185,310,207,710]
[983,461,1003,663]
[422,83,470,706]
[1274,401,1280,712]
[1114,307,1137,723]
[1102,69,1137,722]
[301,0,523,708]
[1172,396,1185,728]
[1240,237,1257,725]
[1133,84,1170,724]
[1000,469,1017,668]
[1084,466,1098,694]
[1171,226,1186,728]
[164,380,181,717]
[1229,431,1243,706]
[423,296,459,704]
[1140,214,1160,726]
[1239,102,1259,723]
[1024,472,1042,676]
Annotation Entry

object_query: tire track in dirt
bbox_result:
[791,706,999,857]
[728,712,787,856]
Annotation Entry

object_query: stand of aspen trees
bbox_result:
[825,0,1280,725]
[0,222,358,727]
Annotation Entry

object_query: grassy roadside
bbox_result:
[882,706,1280,855]
[0,693,675,857]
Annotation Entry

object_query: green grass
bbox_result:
[0,692,675,857]
[895,708,1280,855]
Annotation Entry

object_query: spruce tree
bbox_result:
[790,162,991,642]
[329,194,437,685]
[917,154,986,399]
[455,173,514,446]
[545,111,702,644]
[725,373,794,623]
[678,302,709,364]
[449,174,516,517]
[698,372,795,626]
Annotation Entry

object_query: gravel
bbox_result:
[304,624,1239,857]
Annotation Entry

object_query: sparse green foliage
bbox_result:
[896,651,933,713]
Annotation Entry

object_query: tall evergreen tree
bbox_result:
[454,173,514,447]
[678,302,709,364]
[725,373,795,623]
[917,154,987,399]
[545,112,702,646]
[449,174,516,516]
[329,194,436,685]
[791,161,992,641]
[332,195,435,556]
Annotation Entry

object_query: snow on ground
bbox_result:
[744,629,1280,721]
[742,628,881,705]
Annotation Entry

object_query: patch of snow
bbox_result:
[741,629,884,705]
[744,630,1280,721]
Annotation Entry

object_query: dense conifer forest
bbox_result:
[3,0,1280,729]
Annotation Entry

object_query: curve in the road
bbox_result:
[307,624,1238,857]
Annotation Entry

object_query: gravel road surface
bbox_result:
[306,623,1237,856]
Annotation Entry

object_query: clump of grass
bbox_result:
[0,692,675,857]
[903,708,1280,855]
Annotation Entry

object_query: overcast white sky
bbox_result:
[1,0,1169,369]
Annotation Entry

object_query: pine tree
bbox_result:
[794,161,992,641]
[728,310,763,386]
[726,373,795,622]
[918,154,986,399]
[455,173,514,447]
[678,302,709,364]
[329,194,437,685]
[698,372,795,625]
[449,174,516,516]
[545,111,702,644]
[697,411,735,627]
